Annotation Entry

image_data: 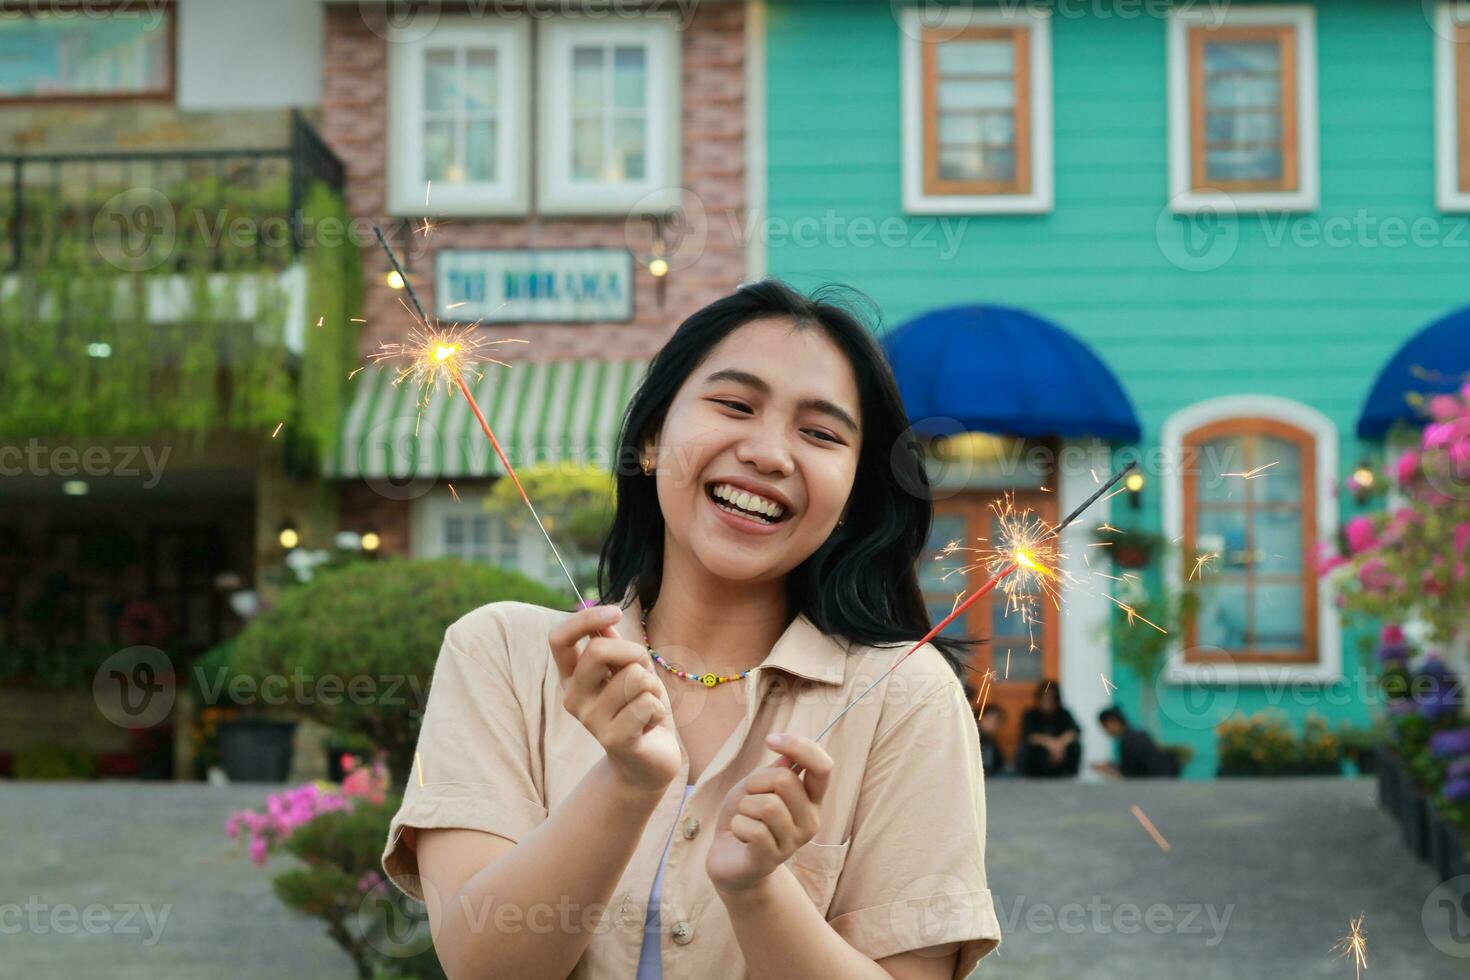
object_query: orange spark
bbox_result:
[1131,805,1171,851]
[1332,915,1368,980]
[270,422,284,439]
[1223,460,1280,480]
[448,483,460,503]
[1110,596,1168,634]
[1189,552,1220,581]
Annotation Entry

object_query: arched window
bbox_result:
[1162,396,1339,680]
[1182,417,1316,663]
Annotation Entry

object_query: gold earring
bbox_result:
[641,457,653,475]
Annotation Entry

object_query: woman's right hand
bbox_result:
[548,604,681,794]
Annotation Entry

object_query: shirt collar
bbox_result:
[620,590,847,687]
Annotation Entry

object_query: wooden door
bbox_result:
[918,491,1061,759]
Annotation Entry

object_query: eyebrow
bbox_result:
[702,368,861,435]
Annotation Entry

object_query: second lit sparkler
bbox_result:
[368,225,590,607]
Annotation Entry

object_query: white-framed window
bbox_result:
[387,17,530,216]
[1435,3,1470,210]
[1161,396,1341,684]
[1166,5,1318,213]
[411,490,548,584]
[900,6,1053,215]
[537,16,682,215]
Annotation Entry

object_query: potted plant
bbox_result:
[1094,526,1164,570]
[1339,721,1382,776]
[231,557,569,791]
[194,637,298,783]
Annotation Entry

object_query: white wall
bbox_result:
[177,0,322,110]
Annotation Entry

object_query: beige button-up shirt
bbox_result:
[383,594,1002,979]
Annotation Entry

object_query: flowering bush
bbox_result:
[1216,711,1342,776]
[225,755,388,865]
[224,756,433,979]
[1322,381,1470,641]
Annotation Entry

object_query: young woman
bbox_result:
[381,280,1002,979]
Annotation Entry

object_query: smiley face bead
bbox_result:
[700,673,718,688]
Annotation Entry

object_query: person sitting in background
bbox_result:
[1019,680,1081,778]
[1092,706,1181,778]
[978,704,1008,778]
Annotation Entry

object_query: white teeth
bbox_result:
[709,483,786,521]
[716,501,775,525]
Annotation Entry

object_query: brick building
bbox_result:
[320,1,755,584]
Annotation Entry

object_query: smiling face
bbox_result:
[643,316,863,586]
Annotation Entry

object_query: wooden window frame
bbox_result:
[1434,6,1470,210]
[899,6,1052,215]
[921,26,1031,198]
[0,1,176,106]
[1166,5,1317,213]
[1180,417,1318,666]
[1187,24,1299,195]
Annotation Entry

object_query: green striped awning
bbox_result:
[334,359,648,479]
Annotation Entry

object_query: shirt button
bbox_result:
[681,817,700,840]
[671,920,695,945]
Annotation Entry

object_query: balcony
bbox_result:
[0,112,358,457]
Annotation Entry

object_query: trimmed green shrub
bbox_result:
[231,557,569,789]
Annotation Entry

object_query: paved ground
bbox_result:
[1,779,1462,978]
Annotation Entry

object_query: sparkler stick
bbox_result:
[790,461,1138,762]
[369,225,589,608]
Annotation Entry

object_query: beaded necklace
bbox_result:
[641,605,751,688]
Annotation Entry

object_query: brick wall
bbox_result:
[322,2,749,364]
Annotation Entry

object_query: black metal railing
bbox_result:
[0,110,346,273]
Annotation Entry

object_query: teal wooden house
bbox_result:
[751,0,1470,775]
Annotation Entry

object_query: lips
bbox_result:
[702,484,793,531]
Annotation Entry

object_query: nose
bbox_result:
[734,421,795,477]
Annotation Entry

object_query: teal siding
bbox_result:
[766,0,1466,773]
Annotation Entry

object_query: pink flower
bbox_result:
[249,837,268,865]
[1345,515,1378,554]
[1425,422,1455,449]
[1358,558,1393,592]
[1455,562,1468,582]
[1455,523,1470,555]
[1395,449,1420,483]
[357,871,384,895]
[1430,394,1461,422]
[1381,623,1405,645]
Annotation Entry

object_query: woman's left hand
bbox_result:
[706,732,833,897]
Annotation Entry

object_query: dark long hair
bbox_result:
[596,278,977,676]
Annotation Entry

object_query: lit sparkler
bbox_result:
[367,225,589,608]
[789,462,1137,760]
[1332,914,1368,979]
